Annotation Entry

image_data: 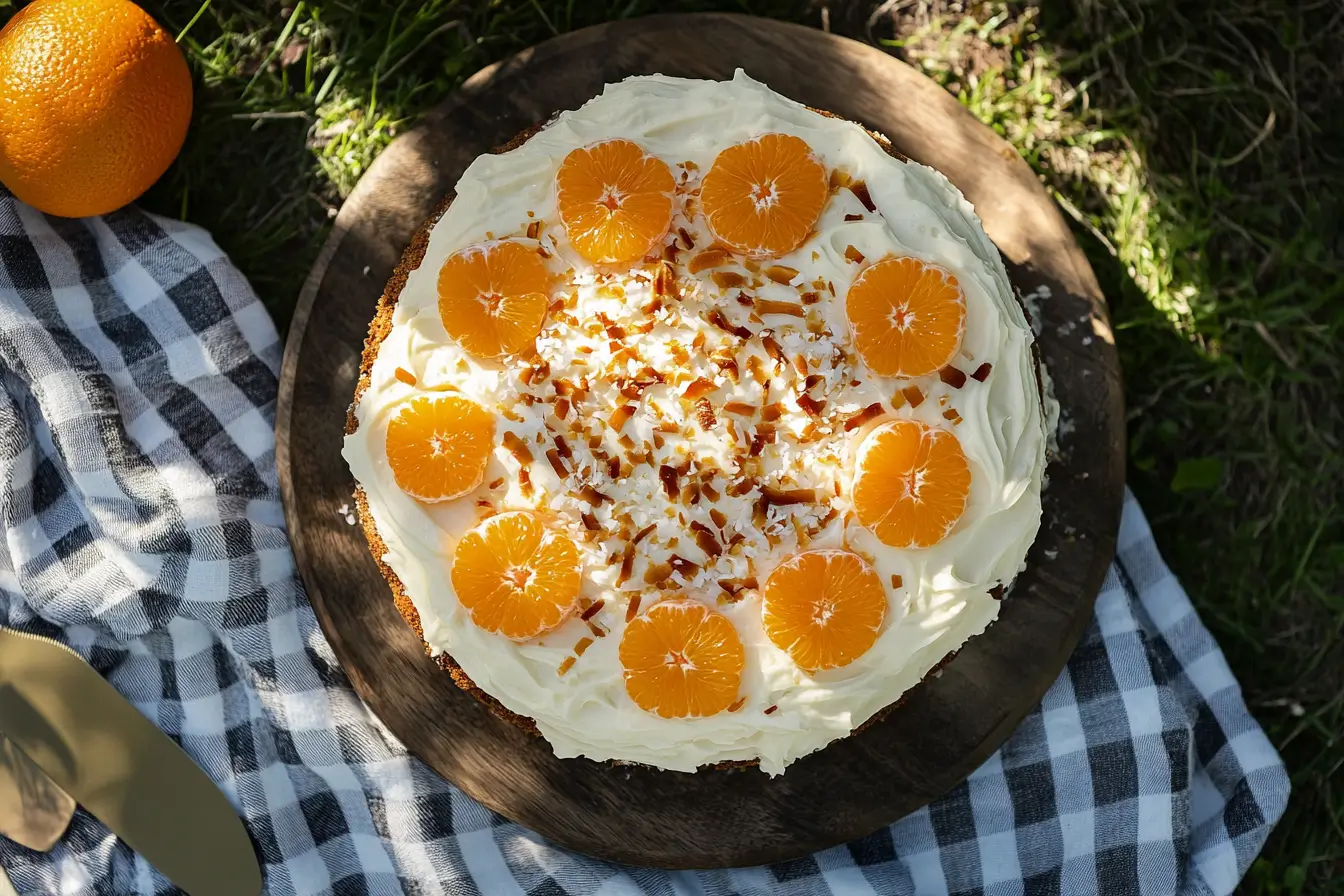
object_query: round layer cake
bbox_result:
[343,71,1050,775]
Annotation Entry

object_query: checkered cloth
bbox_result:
[0,187,1288,896]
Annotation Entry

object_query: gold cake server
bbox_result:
[0,628,262,896]
[0,730,75,851]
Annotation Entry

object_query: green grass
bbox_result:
[3,0,1340,890]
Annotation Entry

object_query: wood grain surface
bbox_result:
[276,13,1125,869]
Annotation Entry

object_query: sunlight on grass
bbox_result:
[885,5,1202,339]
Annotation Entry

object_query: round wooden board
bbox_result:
[276,13,1125,870]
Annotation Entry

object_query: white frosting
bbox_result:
[343,71,1048,775]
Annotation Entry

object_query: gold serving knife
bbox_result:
[0,628,262,896]
[0,730,75,851]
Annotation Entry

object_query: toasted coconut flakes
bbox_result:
[553,397,570,420]
[518,467,534,497]
[653,262,678,302]
[677,227,695,250]
[756,299,804,317]
[724,401,755,416]
[736,293,755,308]
[848,180,877,212]
[500,407,524,423]
[761,333,784,362]
[652,433,665,451]
[762,486,818,506]
[525,220,542,240]
[728,697,747,712]
[644,562,674,585]
[709,507,728,528]
[943,408,960,421]
[971,362,993,382]
[844,213,864,222]
[749,431,767,457]
[800,291,821,305]
[681,481,702,506]
[939,366,968,388]
[610,404,636,431]
[689,248,731,273]
[626,593,642,621]
[589,434,603,451]
[691,331,708,352]
[683,377,716,400]
[707,309,752,339]
[667,554,699,578]
[844,245,865,264]
[617,434,635,450]
[502,432,534,465]
[579,484,609,505]
[901,385,925,408]
[990,584,1006,600]
[554,435,573,460]
[616,544,635,586]
[608,457,622,480]
[804,373,825,392]
[711,270,748,289]
[695,397,717,429]
[573,636,594,657]
[393,366,417,386]
[690,520,723,557]
[844,402,886,431]
[764,704,779,715]
[545,448,568,477]
[726,478,754,497]
[557,657,576,676]
[657,420,680,433]
[658,465,680,499]
[764,264,800,284]
[890,574,903,589]
[487,477,505,490]
[796,394,826,416]
[745,355,767,384]
[580,511,600,531]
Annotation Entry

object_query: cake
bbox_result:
[343,71,1049,775]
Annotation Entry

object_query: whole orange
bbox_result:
[0,0,193,218]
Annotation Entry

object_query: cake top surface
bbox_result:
[343,70,1049,774]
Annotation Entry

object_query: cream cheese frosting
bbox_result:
[343,70,1050,775]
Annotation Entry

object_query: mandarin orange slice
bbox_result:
[619,599,745,718]
[555,139,675,265]
[762,550,887,671]
[386,394,494,502]
[437,240,551,359]
[700,133,828,258]
[845,256,966,378]
[450,511,583,640]
[851,420,971,548]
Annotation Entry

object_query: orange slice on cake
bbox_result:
[851,420,971,548]
[386,394,494,502]
[700,133,828,258]
[437,240,551,359]
[845,256,966,378]
[555,138,675,264]
[762,550,887,672]
[450,511,583,640]
[619,599,745,718]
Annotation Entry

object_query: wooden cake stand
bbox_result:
[277,13,1124,869]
